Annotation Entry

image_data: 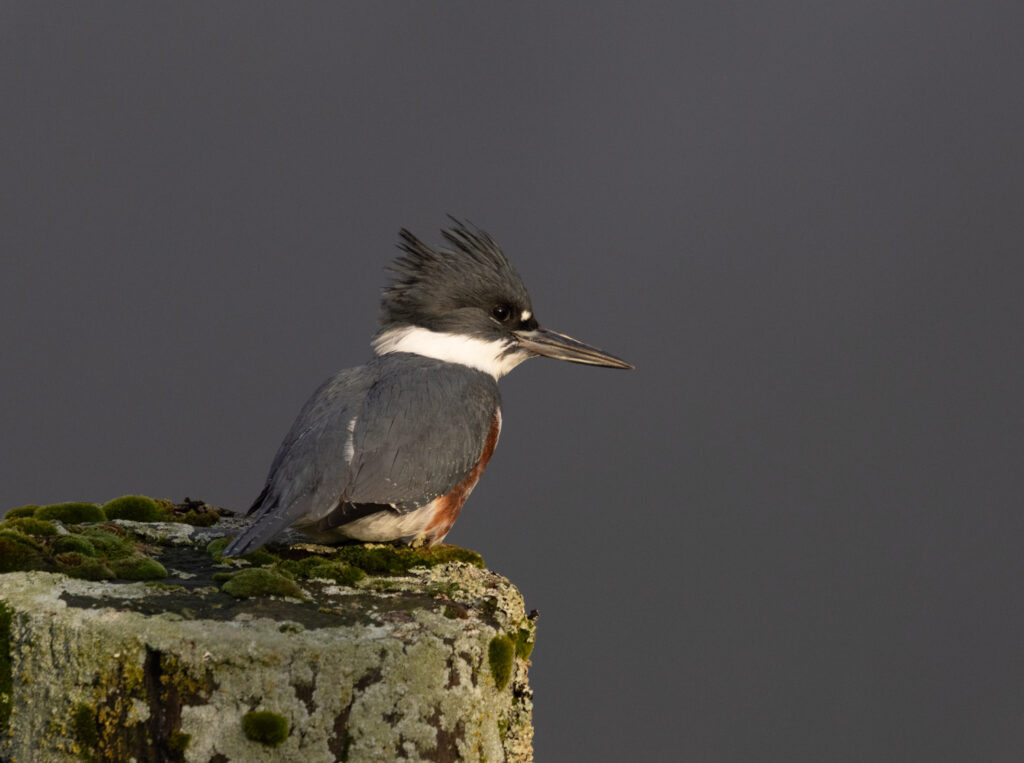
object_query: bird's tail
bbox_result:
[222,489,295,557]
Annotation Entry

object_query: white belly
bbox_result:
[331,500,441,543]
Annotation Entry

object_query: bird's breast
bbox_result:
[335,408,502,544]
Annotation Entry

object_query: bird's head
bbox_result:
[373,219,633,378]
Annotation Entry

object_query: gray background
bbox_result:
[2,3,1023,761]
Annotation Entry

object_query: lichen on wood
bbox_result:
[0,499,535,761]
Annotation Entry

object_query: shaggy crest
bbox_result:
[379,219,533,331]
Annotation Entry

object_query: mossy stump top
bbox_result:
[0,500,535,762]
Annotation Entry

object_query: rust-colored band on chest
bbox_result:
[425,409,502,542]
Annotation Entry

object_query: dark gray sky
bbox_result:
[3,3,1023,760]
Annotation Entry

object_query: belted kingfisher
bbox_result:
[224,221,632,557]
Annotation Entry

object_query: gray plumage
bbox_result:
[224,354,500,556]
[383,223,534,337]
[223,219,631,557]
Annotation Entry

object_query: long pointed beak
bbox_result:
[514,327,634,369]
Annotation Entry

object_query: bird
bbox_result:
[223,220,632,557]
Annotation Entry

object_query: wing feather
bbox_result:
[324,357,500,528]
[225,355,500,555]
[223,367,373,556]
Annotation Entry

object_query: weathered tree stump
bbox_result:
[0,501,534,762]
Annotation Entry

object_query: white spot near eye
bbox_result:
[521,310,532,321]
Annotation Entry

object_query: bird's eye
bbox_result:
[491,304,512,322]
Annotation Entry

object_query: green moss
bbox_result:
[4,505,38,519]
[513,627,535,660]
[0,500,199,582]
[144,580,185,591]
[333,545,411,574]
[0,603,12,736]
[332,543,484,575]
[221,568,304,599]
[324,563,367,586]
[210,539,482,583]
[150,497,223,525]
[206,536,275,565]
[0,531,46,573]
[242,710,289,747]
[0,530,41,550]
[488,634,514,691]
[79,528,135,558]
[102,495,166,522]
[206,537,230,561]
[242,547,279,566]
[176,508,220,527]
[71,702,99,749]
[0,517,58,537]
[35,502,105,523]
[55,551,91,568]
[167,729,192,752]
[0,518,176,582]
[279,557,366,586]
[416,545,485,568]
[52,534,99,557]
[110,555,167,580]
[7,495,228,530]
[62,560,117,581]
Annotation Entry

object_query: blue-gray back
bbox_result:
[224,353,500,555]
[344,354,500,510]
